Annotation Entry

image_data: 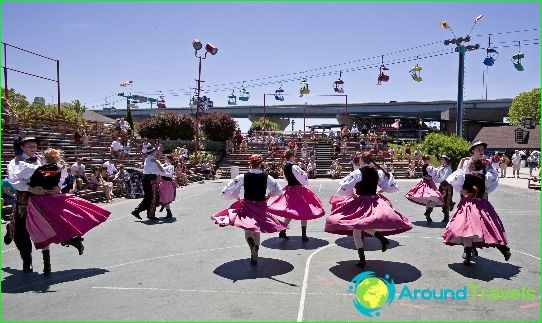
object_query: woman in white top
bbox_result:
[267,150,325,241]
[158,155,176,218]
[131,147,164,220]
[325,152,412,267]
[212,154,286,265]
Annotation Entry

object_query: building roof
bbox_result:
[82,110,116,123]
[473,125,540,150]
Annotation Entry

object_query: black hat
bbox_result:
[145,146,156,154]
[440,155,451,161]
[20,137,38,145]
[469,141,487,153]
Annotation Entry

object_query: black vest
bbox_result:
[422,164,429,177]
[354,166,379,196]
[29,164,62,190]
[243,172,267,201]
[463,174,486,198]
[284,163,301,186]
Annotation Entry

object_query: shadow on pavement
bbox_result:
[329,260,422,284]
[1,267,109,294]
[262,237,329,250]
[334,236,400,251]
[448,256,521,282]
[213,257,295,283]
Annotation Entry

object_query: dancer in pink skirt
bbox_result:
[325,152,413,267]
[404,155,444,223]
[158,154,176,218]
[443,158,509,266]
[25,148,110,275]
[427,155,454,222]
[212,154,287,265]
[267,150,325,241]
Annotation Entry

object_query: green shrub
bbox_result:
[251,117,280,131]
[200,112,236,142]
[421,132,470,169]
[138,112,194,140]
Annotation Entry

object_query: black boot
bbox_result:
[373,231,390,252]
[278,230,289,240]
[131,209,142,220]
[4,223,13,245]
[441,207,450,222]
[159,205,165,213]
[22,256,33,273]
[246,237,258,265]
[165,209,173,218]
[301,226,309,242]
[42,249,51,276]
[65,237,84,255]
[463,247,472,265]
[496,245,511,261]
[424,207,433,223]
[356,248,366,268]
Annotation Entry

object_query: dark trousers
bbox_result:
[12,192,33,263]
[439,181,454,214]
[134,175,159,218]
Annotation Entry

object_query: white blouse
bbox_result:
[221,168,283,200]
[161,163,175,178]
[336,166,399,196]
[447,167,498,194]
[426,165,453,184]
[143,156,162,175]
[285,161,309,186]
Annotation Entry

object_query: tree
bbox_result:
[200,112,236,142]
[138,112,194,140]
[508,88,540,126]
[421,132,470,169]
[251,117,280,131]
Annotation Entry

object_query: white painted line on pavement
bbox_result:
[1,247,16,253]
[92,286,301,296]
[297,243,336,322]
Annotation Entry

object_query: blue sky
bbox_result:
[2,1,540,130]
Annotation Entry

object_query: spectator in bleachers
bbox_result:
[329,160,342,179]
[240,140,248,152]
[110,137,123,159]
[130,172,144,198]
[332,141,340,160]
[352,151,361,170]
[74,128,83,146]
[123,140,131,156]
[298,161,307,171]
[175,160,189,186]
[381,131,388,145]
[301,144,308,162]
[408,160,416,178]
[226,140,234,155]
[361,124,369,135]
[296,130,304,143]
[405,145,412,158]
[71,157,89,192]
[287,138,296,152]
[351,124,359,140]
[234,131,244,149]
[181,145,189,161]
[341,126,350,139]
[89,166,113,203]
[103,156,118,178]
[61,167,76,194]
[114,164,131,197]
[307,156,317,179]
[328,129,336,142]
[341,140,348,155]
[81,129,90,147]
[154,139,163,159]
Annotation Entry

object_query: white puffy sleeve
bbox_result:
[485,166,499,193]
[8,161,40,192]
[427,165,453,184]
[162,165,175,177]
[58,166,68,188]
[446,169,466,192]
[220,174,244,199]
[267,175,283,197]
[336,169,362,196]
[292,164,309,186]
[377,170,399,193]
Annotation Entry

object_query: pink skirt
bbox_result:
[325,195,413,236]
[442,198,508,248]
[211,199,288,233]
[26,194,111,249]
[267,185,325,220]
[404,178,444,207]
[159,180,176,205]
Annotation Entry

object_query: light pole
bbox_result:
[192,39,218,160]
[441,15,482,137]
[291,119,295,132]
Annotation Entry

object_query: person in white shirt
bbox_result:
[103,157,118,177]
[6,137,48,273]
[71,157,88,192]
[212,154,286,265]
[306,156,317,179]
[325,152,412,267]
[158,155,176,218]
[267,150,325,241]
[131,147,164,220]
[511,150,522,179]
[110,137,123,158]
[426,155,454,222]
[351,125,359,140]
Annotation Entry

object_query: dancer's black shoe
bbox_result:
[356,248,366,268]
[278,230,289,240]
[301,226,309,242]
[373,232,390,252]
